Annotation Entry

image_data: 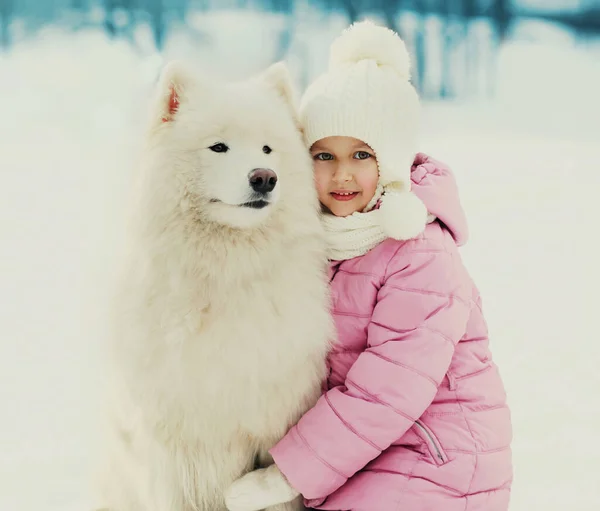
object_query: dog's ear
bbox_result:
[153,60,193,125]
[260,62,300,122]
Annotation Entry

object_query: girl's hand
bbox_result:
[225,464,300,511]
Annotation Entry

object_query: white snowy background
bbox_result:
[1,7,600,511]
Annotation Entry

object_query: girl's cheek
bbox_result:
[354,164,379,197]
[363,161,379,184]
[313,168,330,195]
[355,167,373,186]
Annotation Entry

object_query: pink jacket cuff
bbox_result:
[269,425,346,505]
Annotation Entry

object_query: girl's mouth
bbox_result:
[331,191,359,202]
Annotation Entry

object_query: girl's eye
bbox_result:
[314,153,333,161]
[209,143,229,153]
[354,151,372,160]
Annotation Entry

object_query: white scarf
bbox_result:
[321,208,436,261]
[321,209,387,261]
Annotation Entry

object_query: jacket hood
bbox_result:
[410,153,469,246]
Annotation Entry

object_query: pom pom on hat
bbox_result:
[378,189,428,240]
[329,20,411,80]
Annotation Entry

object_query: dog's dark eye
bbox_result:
[209,143,229,153]
[263,145,272,155]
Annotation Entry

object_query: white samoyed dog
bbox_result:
[95,61,332,511]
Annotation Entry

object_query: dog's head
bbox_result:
[148,61,306,230]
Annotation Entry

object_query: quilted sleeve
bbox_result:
[270,238,472,504]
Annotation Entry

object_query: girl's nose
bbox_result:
[333,165,352,183]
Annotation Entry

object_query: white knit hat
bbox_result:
[300,20,427,240]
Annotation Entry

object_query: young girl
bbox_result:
[226,21,512,511]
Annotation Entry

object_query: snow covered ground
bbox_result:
[1,17,599,511]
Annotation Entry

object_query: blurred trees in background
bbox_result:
[1,0,598,99]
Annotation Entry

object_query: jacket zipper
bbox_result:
[414,420,447,464]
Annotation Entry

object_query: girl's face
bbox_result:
[311,136,379,217]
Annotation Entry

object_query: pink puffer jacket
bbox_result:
[270,153,513,510]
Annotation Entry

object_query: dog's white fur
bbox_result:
[96,61,332,511]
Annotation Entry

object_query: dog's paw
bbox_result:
[225,465,299,511]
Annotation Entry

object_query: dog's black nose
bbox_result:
[249,168,277,194]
